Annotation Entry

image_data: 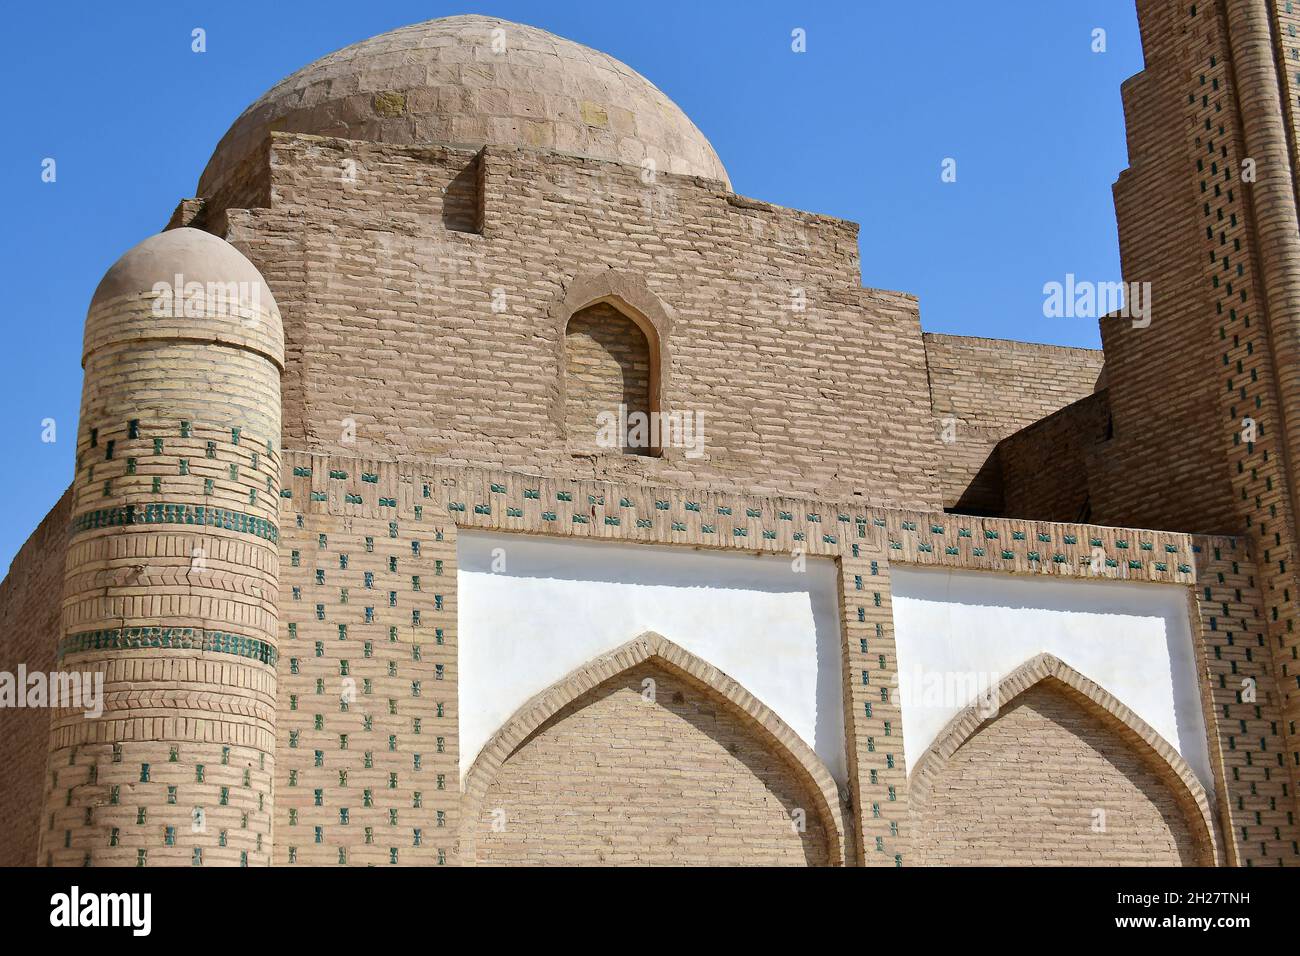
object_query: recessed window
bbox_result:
[564,301,657,456]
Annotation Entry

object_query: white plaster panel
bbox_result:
[457,531,845,783]
[890,566,1213,789]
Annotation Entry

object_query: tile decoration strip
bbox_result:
[70,502,279,543]
[58,627,278,666]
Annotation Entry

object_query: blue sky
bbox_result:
[0,1,1143,570]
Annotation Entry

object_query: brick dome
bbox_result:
[197,14,730,197]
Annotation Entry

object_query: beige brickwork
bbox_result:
[3,12,1297,867]
[997,393,1112,522]
[0,491,70,866]
[224,132,942,510]
[273,452,458,866]
[923,334,1105,514]
[911,680,1207,866]
[38,231,284,866]
[421,463,1251,865]
[1102,0,1300,856]
[4,446,1280,867]
[979,4,1300,860]
[475,660,829,866]
[563,302,653,454]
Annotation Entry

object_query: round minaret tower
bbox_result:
[40,228,283,866]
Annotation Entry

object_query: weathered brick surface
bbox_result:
[1096,0,1300,851]
[2,448,1281,867]
[1087,2,1239,536]
[37,235,284,866]
[0,490,70,866]
[923,334,1105,514]
[1192,535,1296,864]
[197,16,731,202]
[998,392,1111,522]
[230,133,942,509]
[563,302,652,454]
[475,661,828,866]
[985,4,1300,853]
[3,11,1298,867]
[911,683,1203,866]
[273,451,458,866]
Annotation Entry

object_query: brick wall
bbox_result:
[0,447,1280,865]
[1088,0,1300,843]
[0,489,70,866]
[38,263,284,866]
[273,452,459,866]
[8,8,1300,863]
[563,302,652,454]
[1193,534,1297,864]
[998,392,1112,522]
[1100,1,1231,535]
[416,462,1256,866]
[922,333,1104,514]
[474,662,828,866]
[228,133,941,510]
[911,682,1202,865]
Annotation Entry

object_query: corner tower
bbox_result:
[1100,0,1300,861]
[39,228,284,866]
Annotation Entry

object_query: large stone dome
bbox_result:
[198,15,729,196]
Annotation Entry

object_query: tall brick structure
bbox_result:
[1,9,1297,867]
[994,0,1300,861]
[41,229,284,866]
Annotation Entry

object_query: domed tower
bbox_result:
[40,228,283,866]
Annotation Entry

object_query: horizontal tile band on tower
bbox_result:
[70,503,279,542]
[58,627,278,666]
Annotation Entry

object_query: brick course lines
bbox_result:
[463,633,842,866]
[0,490,70,866]
[7,9,1300,865]
[38,255,284,866]
[911,683,1205,866]
[475,661,828,866]
[908,653,1219,866]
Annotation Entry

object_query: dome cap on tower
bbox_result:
[85,227,283,369]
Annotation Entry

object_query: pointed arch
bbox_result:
[909,653,1221,866]
[550,270,674,452]
[459,631,847,865]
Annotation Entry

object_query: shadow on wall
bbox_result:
[563,302,654,455]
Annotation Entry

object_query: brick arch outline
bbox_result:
[458,630,848,866]
[549,269,674,453]
[908,652,1222,866]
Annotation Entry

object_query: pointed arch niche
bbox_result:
[459,632,847,866]
[549,270,673,457]
[908,654,1221,866]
